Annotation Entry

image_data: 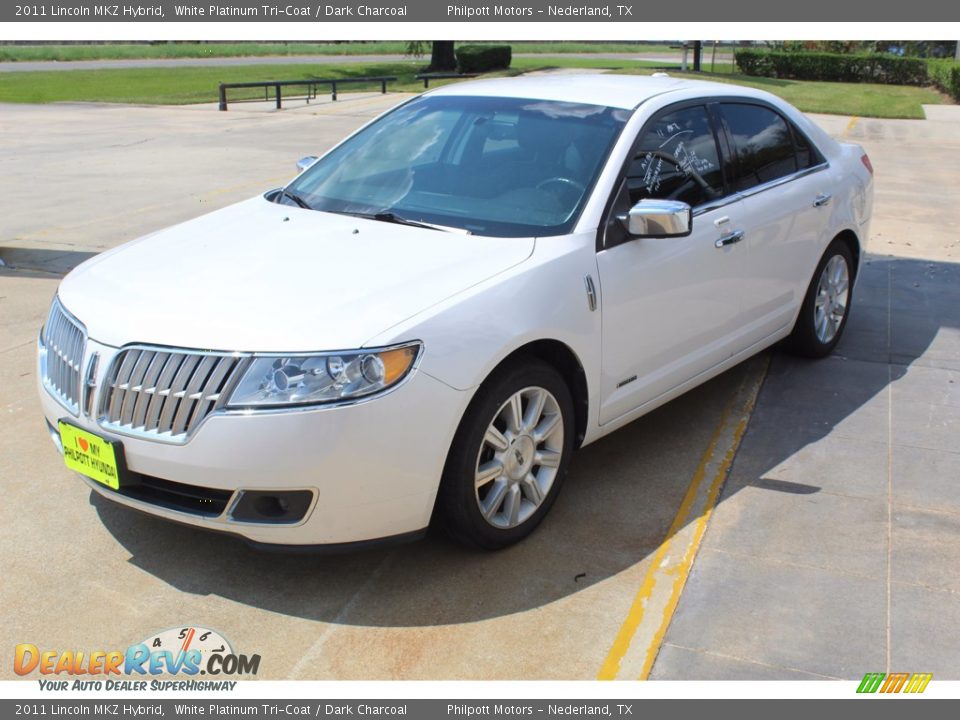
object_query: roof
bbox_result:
[425,73,744,110]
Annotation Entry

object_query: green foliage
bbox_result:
[928,59,960,100]
[735,49,929,86]
[779,41,880,55]
[455,45,512,74]
[777,40,957,59]
[405,42,426,59]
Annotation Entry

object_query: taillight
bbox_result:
[861,153,874,176]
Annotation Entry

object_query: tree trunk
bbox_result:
[692,41,702,71]
[429,41,457,72]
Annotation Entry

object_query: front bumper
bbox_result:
[39,340,469,546]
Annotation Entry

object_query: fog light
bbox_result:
[230,490,313,524]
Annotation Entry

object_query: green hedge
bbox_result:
[735,49,929,86]
[455,44,512,74]
[928,59,960,100]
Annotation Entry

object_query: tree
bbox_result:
[405,41,457,71]
[429,41,457,71]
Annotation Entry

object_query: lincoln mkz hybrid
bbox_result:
[38,75,873,549]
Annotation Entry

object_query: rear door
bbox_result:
[717,102,834,345]
[596,102,747,425]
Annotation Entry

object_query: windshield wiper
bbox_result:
[337,210,469,234]
[278,188,313,210]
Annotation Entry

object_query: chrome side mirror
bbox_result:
[296,156,319,173]
[622,199,692,238]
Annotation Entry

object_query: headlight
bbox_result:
[226,342,420,409]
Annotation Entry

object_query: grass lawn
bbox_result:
[0,58,672,105]
[0,60,945,120]
[0,42,680,63]
[615,68,945,119]
[0,62,427,104]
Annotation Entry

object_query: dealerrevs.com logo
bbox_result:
[15,626,260,691]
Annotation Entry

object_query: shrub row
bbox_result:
[928,59,960,101]
[734,49,929,86]
[455,44,512,74]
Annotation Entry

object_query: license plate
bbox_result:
[58,421,127,490]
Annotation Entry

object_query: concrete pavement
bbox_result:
[1,94,958,681]
[649,105,960,681]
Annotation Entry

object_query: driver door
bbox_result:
[596,103,747,426]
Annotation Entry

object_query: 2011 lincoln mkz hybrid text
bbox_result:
[38,75,874,550]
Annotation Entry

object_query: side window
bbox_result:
[792,125,822,169]
[720,103,797,191]
[625,106,724,207]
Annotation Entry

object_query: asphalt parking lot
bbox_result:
[1,92,958,681]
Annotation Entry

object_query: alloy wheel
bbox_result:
[814,254,850,344]
[474,386,564,529]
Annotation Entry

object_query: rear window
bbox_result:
[720,103,798,191]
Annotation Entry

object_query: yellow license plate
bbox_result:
[58,421,125,490]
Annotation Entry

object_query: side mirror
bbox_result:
[622,199,692,238]
[296,156,319,173]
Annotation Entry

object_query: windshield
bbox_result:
[284,95,629,237]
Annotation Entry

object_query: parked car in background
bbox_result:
[38,75,873,550]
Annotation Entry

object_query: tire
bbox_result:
[436,357,575,550]
[787,239,855,358]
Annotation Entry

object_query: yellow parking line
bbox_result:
[597,355,769,681]
[843,116,860,138]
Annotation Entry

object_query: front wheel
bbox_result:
[787,239,854,358]
[436,358,575,550]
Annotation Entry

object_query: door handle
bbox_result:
[715,230,744,248]
[813,193,832,208]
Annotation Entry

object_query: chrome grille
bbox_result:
[40,299,87,414]
[99,348,244,442]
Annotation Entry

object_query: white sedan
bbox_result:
[38,75,873,550]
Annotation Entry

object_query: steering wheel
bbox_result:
[642,150,721,201]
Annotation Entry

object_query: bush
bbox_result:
[735,49,928,86]
[928,59,960,100]
[455,44,511,74]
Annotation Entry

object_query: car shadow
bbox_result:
[90,253,958,627]
[0,247,98,278]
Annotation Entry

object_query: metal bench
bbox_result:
[415,73,479,89]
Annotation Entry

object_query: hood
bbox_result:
[58,196,534,351]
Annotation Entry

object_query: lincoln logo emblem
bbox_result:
[514,449,525,464]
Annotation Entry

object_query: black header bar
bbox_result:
[4,0,956,22]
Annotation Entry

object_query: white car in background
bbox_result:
[38,75,873,550]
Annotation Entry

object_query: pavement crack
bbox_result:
[106,137,152,148]
[287,550,397,679]
[701,546,882,583]
[885,259,894,675]
[661,642,844,680]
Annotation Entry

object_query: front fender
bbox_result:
[365,231,602,427]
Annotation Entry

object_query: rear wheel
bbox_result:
[787,239,854,358]
[437,358,574,550]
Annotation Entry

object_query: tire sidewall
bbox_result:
[438,359,575,550]
[792,240,855,358]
